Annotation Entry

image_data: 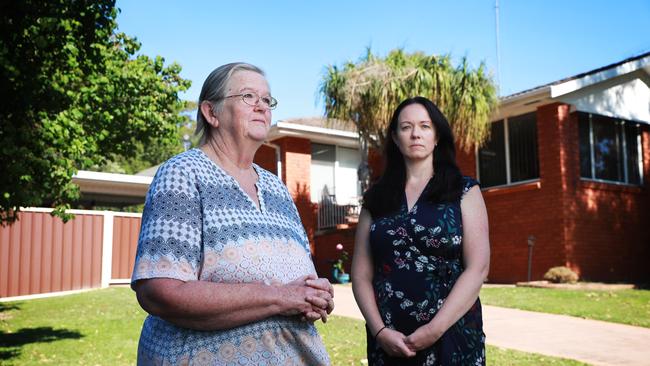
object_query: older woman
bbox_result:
[132,63,332,365]
[352,97,490,365]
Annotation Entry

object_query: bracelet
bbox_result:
[374,325,387,338]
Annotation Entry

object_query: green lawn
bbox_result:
[315,316,587,366]
[1,287,585,365]
[480,286,650,328]
[0,288,142,365]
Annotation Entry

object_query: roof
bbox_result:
[502,51,650,102]
[282,52,650,129]
[268,117,359,148]
[277,117,357,132]
[496,51,650,123]
[135,165,160,177]
[67,52,650,205]
[72,170,152,206]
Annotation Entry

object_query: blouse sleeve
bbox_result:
[461,176,480,199]
[131,159,203,285]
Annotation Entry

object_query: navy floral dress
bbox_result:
[367,176,485,366]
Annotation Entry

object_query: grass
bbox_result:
[486,347,588,366]
[480,286,650,328]
[315,316,367,365]
[1,287,585,365]
[0,288,142,365]
[315,316,588,366]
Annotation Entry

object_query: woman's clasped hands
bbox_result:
[376,323,443,358]
[375,327,416,358]
[280,274,335,323]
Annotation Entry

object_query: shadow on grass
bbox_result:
[0,327,83,360]
[0,349,20,360]
[0,302,21,313]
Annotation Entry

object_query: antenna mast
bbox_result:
[495,0,502,95]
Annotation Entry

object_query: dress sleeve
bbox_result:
[461,176,480,198]
[131,160,203,285]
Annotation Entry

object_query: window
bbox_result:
[578,113,643,185]
[478,112,539,188]
[310,143,361,204]
[311,143,336,203]
[334,146,361,205]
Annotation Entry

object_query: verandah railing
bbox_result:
[317,196,360,230]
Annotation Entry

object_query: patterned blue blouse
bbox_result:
[131,148,330,366]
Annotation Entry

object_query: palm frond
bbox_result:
[319,50,497,153]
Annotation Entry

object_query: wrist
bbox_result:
[374,325,388,338]
[424,319,444,339]
[270,283,290,313]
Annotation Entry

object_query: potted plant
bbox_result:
[331,243,350,284]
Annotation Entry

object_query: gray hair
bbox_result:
[195,62,266,144]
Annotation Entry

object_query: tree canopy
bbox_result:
[320,49,498,152]
[0,0,191,224]
[95,100,198,175]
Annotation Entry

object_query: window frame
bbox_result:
[476,113,540,189]
[580,113,644,186]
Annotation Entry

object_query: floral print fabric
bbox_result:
[132,148,330,366]
[367,176,485,365]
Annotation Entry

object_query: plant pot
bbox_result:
[337,273,350,284]
[331,268,340,282]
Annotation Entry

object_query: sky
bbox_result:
[115,0,650,124]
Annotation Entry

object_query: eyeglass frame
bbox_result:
[215,92,278,110]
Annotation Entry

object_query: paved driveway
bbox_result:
[331,284,650,366]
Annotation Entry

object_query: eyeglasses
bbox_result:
[220,92,278,110]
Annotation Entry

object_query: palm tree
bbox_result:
[320,49,498,190]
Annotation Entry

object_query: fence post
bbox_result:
[101,211,115,288]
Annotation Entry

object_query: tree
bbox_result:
[96,100,199,175]
[320,49,498,189]
[0,0,191,224]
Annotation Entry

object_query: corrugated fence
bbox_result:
[0,208,141,300]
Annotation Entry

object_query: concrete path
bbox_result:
[331,284,650,366]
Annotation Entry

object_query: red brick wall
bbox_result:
[313,227,356,281]
[456,146,477,179]
[470,103,572,283]
[254,144,277,175]
[273,137,317,255]
[565,125,650,282]
[456,103,650,283]
[368,148,384,183]
[533,103,573,279]
[274,110,650,284]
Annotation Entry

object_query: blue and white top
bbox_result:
[132,148,330,366]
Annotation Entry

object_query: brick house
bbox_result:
[253,118,366,273]
[254,52,650,283]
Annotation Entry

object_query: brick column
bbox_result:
[456,144,477,178]
[274,137,316,254]
[253,144,278,175]
[534,103,572,276]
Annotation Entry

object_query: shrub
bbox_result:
[543,266,579,283]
